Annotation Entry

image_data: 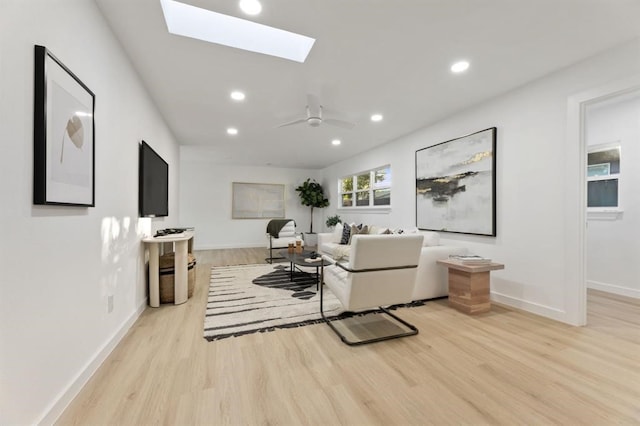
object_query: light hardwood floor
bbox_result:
[57,248,640,425]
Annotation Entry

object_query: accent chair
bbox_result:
[320,233,424,345]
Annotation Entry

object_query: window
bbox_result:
[339,165,391,208]
[587,143,620,210]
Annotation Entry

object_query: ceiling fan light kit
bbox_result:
[307,116,322,127]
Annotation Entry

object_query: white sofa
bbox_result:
[317,223,467,301]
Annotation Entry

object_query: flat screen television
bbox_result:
[139,140,168,217]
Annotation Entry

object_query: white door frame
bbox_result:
[565,74,640,326]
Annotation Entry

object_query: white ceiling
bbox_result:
[94,0,640,169]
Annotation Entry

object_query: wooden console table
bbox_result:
[436,259,505,315]
[142,231,194,307]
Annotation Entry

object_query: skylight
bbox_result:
[160,0,315,63]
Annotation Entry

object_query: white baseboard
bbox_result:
[38,298,148,425]
[587,280,640,299]
[194,242,265,250]
[490,291,569,324]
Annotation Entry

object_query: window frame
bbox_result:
[586,141,622,216]
[338,165,391,210]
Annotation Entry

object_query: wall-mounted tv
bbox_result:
[139,140,168,217]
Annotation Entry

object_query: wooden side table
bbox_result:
[142,231,194,307]
[436,259,505,315]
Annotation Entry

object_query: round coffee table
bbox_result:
[279,250,324,289]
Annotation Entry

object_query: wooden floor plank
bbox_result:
[56,248,640,425]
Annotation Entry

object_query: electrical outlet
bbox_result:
[107,295,114,313]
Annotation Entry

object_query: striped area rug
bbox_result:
[204,264,343,341]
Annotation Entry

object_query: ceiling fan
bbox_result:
[278,94,355,129]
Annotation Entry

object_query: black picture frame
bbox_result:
[34,45,95,206]
[415,127,497,236]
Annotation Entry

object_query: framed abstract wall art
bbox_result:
[33,45,95,206]
[232,182,285,219]
[415,127,496,236]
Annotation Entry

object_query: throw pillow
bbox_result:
[339,224,351,245]
[332,222,344,243]
[348,224,369,244]
[368,225,381,234]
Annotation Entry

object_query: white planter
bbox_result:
[303,232,317,247]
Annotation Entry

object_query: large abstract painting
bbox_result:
[415,127,496,236]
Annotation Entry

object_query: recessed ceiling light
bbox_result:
[227,127,238,135]
[239,0,262,15]
[230,91,245,101]
[332,139,341,146]
[451,61,470,73]
[370,114,383,122]
[160,0,315,63]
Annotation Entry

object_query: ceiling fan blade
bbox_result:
[323,118,356,129]
[277,118,307,128]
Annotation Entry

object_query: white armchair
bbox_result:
[266,219,303,263]
[320,233,424,345]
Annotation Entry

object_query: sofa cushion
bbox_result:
[332,244,352,260]
[421,231,440,246]
[320,242,351,261]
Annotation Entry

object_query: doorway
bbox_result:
[568,75,640,326]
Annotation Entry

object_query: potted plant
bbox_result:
[326,214,342,229]
[295,178,329,245]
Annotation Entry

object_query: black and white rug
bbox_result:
[204,264,343,341]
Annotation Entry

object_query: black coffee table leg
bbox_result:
[290,260,294,281]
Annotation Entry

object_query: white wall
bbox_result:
[321,39,640,323]
[180,148,322,249]
[0,1,179,424]
[585,92,640,298]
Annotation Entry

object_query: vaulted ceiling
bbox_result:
[95,0,640,168]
